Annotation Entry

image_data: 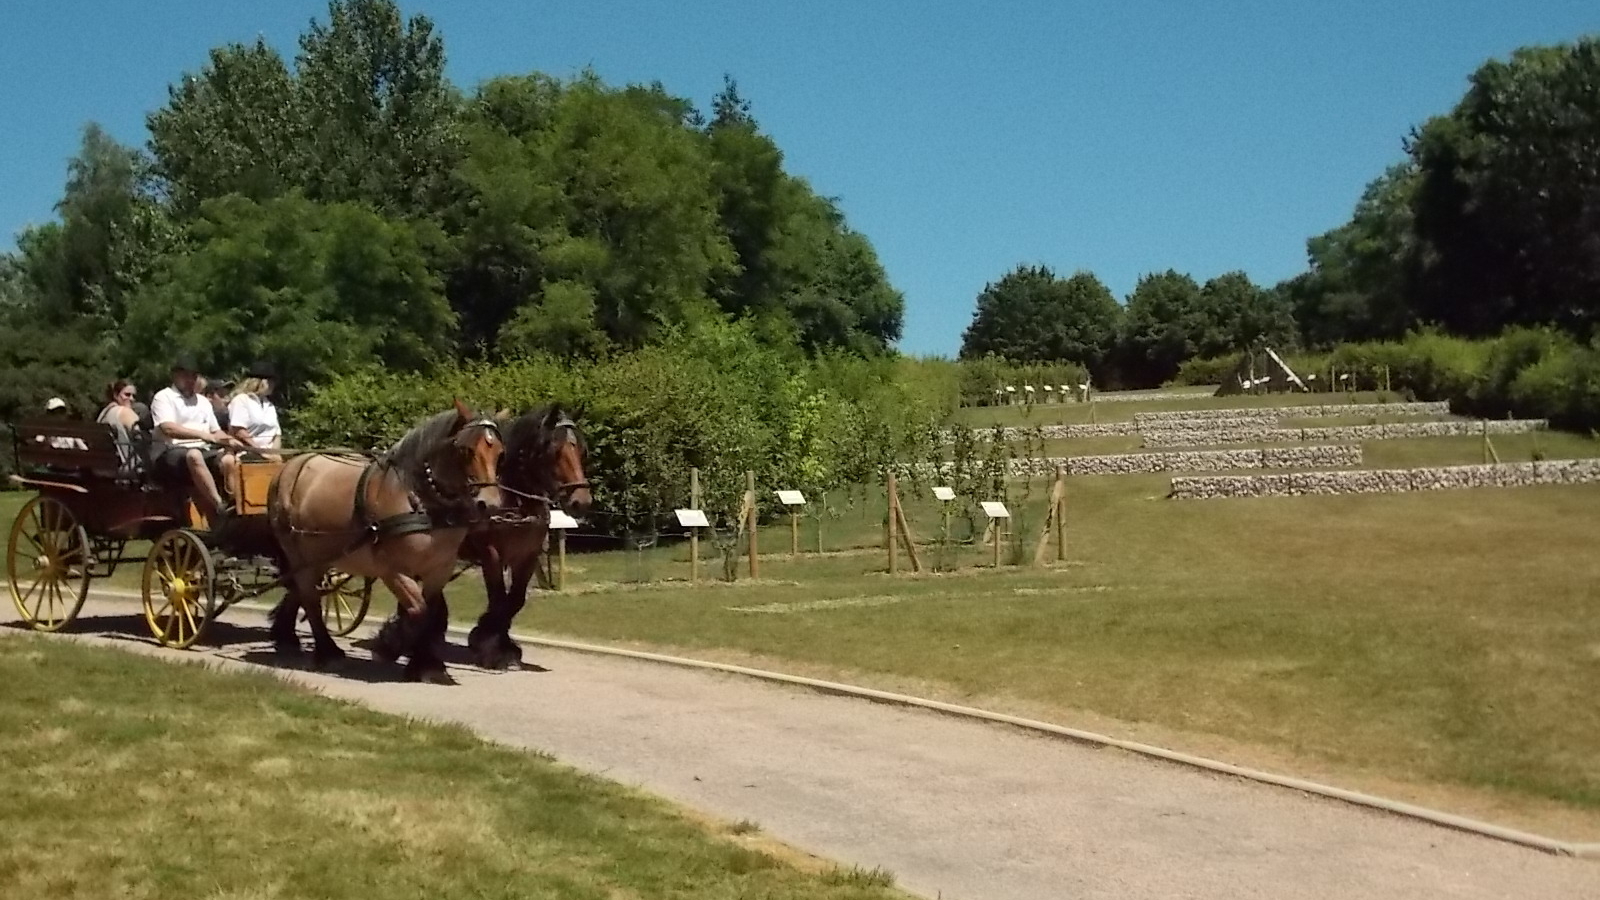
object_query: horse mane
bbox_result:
[380,408,471,491]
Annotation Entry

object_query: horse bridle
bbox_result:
[550,415,590,504]
[422,417,504,503]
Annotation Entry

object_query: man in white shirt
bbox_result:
[150,354,242,521]
[228,360,283,460]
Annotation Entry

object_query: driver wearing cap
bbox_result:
[149,353,242,521]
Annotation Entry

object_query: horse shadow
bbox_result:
[2,611,269,649]
[345,634,553,675]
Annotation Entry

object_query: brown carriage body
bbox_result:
[7,418,370,644]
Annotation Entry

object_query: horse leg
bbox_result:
[494,558,539,669]
[293,569,346,669]
[371,572,427,665]
[268,592,304,659]
[468,548,510,669]
[404,578,454,685]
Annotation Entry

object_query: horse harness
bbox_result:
[350,417,502,544]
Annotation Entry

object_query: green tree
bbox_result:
[1197,271,1296,356]
[1408,38,1600,336]
[120,193,455,391]
[146,39,303,212]
[294,0,463,216]
[1115,270,1205,386]
[1282,163,1420,347]
[959,265,1121,375]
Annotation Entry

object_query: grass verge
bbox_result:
[0,634,905,900]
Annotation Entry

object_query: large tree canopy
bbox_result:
[1407,38,1600,337]
[959,265,1121,375]
[1,0,907,423]
[120,193,455,392]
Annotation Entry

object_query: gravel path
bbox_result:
[9,595,1599,900]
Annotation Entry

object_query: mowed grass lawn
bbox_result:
[6,417,1600,839]
[0,635,905,900]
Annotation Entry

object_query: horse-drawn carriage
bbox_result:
[7,400,591,683]
[6,418,371,648]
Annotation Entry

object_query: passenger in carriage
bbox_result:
[227,361,283,460]
[199,375,233,432]
[149,354,243,521]
[97,380,140,430]
[97,380,143,476]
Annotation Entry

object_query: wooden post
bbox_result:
[892,481,922,574]
[887,471,899,575]
[1055,467,1067,562]
[993,517,1003,568]
[689,467,700,584]
[1032,468,1069,567]
[1383,365,1391,394]
[556,529,567,591]
[1482,419,1489,464]
[817,491,826,555]
[746,470,759,579]
[790,508,800,556]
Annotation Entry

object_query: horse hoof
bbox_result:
[273,640,304,659]
[312,645,348,669]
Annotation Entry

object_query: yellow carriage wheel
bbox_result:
[6,495,92,632]
[315,571,374,638]
[141,529,216,650]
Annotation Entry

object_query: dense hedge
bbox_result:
[291,323,951,529]
[1171,329,1600,432]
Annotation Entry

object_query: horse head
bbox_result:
[544,402,592,515]
[431,397,505,516]
[501,402,592,517]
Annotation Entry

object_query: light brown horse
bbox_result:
[266,399,504,682]
[371,403,592,670]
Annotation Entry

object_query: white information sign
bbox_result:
[932,486,956,501]
[549,510,580,529]
[674,508,710,528]
[775,490,807,506]
[980,501,1011,519]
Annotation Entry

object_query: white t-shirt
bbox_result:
[228,393,281,447]
[150,385,220,454]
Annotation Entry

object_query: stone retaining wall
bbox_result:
[905,445,1362,480]
[1141,418,1547,449]
[1169,458,1600,499]
[958,422,1140,442]
[1018,445,1362,477]
[1133,401,1450,424]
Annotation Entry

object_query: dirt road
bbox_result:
[8,595,1598,900]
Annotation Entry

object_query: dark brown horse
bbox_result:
[372,403,592,670]
[267,400,504,682]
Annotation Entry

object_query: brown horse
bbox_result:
[266,399,504,682]
[371,403,592,670]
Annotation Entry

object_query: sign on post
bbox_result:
[775,490,806,555]
[932,486,956,501]
[674,508,710,528]
[981,501,1010,568]
[547,510,578,590]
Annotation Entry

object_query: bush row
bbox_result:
[1171,329,1600,433]
[291,322,949,530]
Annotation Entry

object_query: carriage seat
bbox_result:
[14,419,147,485]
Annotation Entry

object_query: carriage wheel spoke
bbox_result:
[26,579,47,621]
[47,581,65,627]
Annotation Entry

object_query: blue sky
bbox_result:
[2,1,1596,356]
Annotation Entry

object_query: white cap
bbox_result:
[45,397,67,411]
